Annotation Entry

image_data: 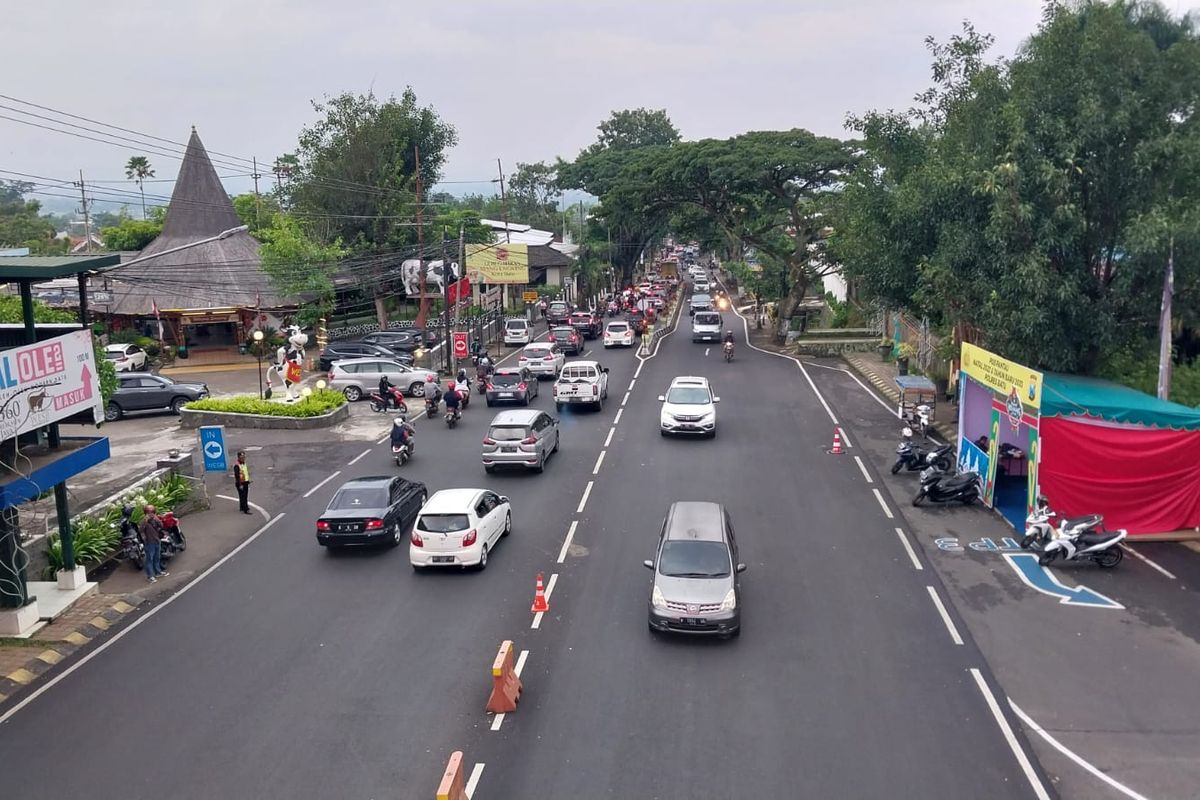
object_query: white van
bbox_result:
[691,311,723,343]
[504,318,532,346]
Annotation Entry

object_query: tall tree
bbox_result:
[0,180,61,253]
[124,156,155,219]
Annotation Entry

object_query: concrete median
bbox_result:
[436,751,466,800]
[485,639,523,714]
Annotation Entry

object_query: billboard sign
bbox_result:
[0,330,103,440]
[960,343,1043,411]
[465,243,529,284]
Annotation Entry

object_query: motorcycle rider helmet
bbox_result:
[447,381,456,391]
[394,417,406,427]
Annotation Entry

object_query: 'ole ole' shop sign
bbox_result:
[0,330,104,440]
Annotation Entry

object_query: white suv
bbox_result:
[658,376,720,437]
[504,318,531,346]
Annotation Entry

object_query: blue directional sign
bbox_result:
[1003,553,1124,609]
[199,425,228,473]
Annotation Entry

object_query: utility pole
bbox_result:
[442,227,452,376]
[251,157,262,229]
[414,145,426,332]
[496,159,510,243]
[75,170,93,254]
[457,223,466,363]
[1156,235,1175,400]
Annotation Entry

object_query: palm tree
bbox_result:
[124,156,155,219]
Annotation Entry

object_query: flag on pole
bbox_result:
[152,299,164,342]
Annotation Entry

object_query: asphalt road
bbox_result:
[0,298,1053,799]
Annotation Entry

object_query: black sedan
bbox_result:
[316,476,428,548]
[485,367,540,406]
[318,340,413,371]
[105,373,208,421]
[549,326,585,356]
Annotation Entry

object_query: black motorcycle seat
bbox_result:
[940,474,977,490]
[1076,531,1116,547]
[1062,514,1102,530]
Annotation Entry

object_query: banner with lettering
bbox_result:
[0,330,104,439]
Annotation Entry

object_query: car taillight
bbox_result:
[522,436,537,445]
[365,518,384,530]
[483,437,496,445]
[592,384,599,396]
[517,382,526,391]
[316,520,330,531]
[411,530,423,547]
[462,529,477,547]
[570,335,578,342]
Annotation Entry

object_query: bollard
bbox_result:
[486,640,523,713]
[436,751,467,800]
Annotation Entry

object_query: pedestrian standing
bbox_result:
[234,450,251,514]
[139,504,168,582]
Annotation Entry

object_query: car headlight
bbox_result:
[699,411,715,422]
[651,586,668,609]
[719,589,736,611]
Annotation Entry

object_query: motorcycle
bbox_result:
[1021,496,1103,550]
[161,511,186,552]
[904,403,933,438]
[891,428,953,474]
[912,466,981,506]
[424,394,440,421]
[475,371,490,395]
[723,340,734,362]
[445,408,461,428]
[119,508,144,570]
[1039,523,1126,568]
[393,438,414,466]
[607,302,619,317]
[368,387,409,414]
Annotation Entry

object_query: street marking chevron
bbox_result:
[1003,553,1124,609]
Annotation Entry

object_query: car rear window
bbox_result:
[506,320,527,330]
[551,328,575,338]
[694,313,721,326]
[607,322,629,332]
[658,540,731,578]
[549,302,569,312]
[328,487,388,510]
[560,366,596,380]
[523,346,551,357]
[488,426,528,441]
[418,514,470,533]
[492,372,523,386]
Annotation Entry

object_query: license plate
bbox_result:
[432,556,455,564]
[500,392,513,397]
[339,524,354,532]
[502,445,517,452]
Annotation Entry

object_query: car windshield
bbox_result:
[492,373,523,386]
[489,426,528,441]
[657,540,731,578]
[418,513,470,533]
[327,487,388,510]
[666,387,712,405]
[694,313,721,325]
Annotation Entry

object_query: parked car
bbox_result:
[360,330,428,353]
[409,488,512,570]
[554,361,609,411]
[518,343,565,379]
[485,366,539,406]
[316,476,428,548]
[658,376,720,437]
[481,408,560,473]
[645,501,745,638]
[504,318,532,346]
[105,343,148,372]
[327,358,439,400]
[318,341,408,371]
[105,373,208,421]
[546,300,572,326]
[569,311,602,339]
[549,326,585,356]
[603,320,635,348]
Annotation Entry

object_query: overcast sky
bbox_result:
[1,0,1053,210]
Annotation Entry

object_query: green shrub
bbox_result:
[1100,348,1200,408]
[184,389,346,418]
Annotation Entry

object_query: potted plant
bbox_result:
[895,343,916,375]
[925,358,950,399]
[877,337,893,360]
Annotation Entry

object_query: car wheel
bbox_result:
[411,564,425,572]
[484,465,495,474]
[486,399,493,407]
[556,403,563,412]
[343,386,362,402]
[410,382,425,397]
[390,522,402,547]
[104,403,123,422]
[552,432,559,453]
[502,512,511,537]
[477,545,489,571]
[170,397,188,415]
[533,454,545,473]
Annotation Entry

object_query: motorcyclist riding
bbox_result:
[443,380,462,421]
[379,375,402,410]
[722,330,735,360]
[391,415,415,448]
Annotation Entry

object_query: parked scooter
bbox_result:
[892,427,953,474]
[912,466,981,506]
[1039,522,1126,568]
[160,510,186,552]
[1020,496,1103,550]
[904,403,933,438]
[119,505,144,570]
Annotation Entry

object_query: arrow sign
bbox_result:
[203,440,223,460]
[199,425,228,472]
[1003,553,1124,609]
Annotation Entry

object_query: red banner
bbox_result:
[448,277,471,306]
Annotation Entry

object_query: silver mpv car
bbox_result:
[482,408,560,473]
[645,501,745,638]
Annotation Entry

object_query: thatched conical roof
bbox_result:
[107,129,287,315]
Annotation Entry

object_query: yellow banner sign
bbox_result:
[960,342,1043,410]
[466,243,529,284]
[522,291,539,303]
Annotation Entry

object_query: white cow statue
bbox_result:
[264,325,308,402]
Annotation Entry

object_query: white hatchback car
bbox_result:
[603,320,634,348]
[504,318,532,346]
[409,488,512,571]
[518,342,565,379]
[659,376,720,437]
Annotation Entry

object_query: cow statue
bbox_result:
[400,259,456,297]
[264,325,308,402]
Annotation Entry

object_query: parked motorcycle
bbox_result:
[368,387,408,414]
[912,467,981,506]
[904,403,933,438]
[1020,496,1103,550]
[160,510,186,552]
[119,505,144,570]
[892,428,953,474]
[1039,523,1126,568]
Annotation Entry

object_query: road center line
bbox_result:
[1120,544,1176,579]
[705,347,710,357]
[347,449,371,466]
[490,653,529,730]
[970,673,1052,800]
[376,435,389,445]
[895,528,923,570]
[592,450,606,475]
[465,763,485,798]
[576,481,593,513]
[302,470,342,498]
[628,378,636,390]
[613,408,623,425]
[544,573,559,601]
[604,428,615,447]
[621,392,630,407]
[556,520,578,563]
[926,586,964,645]
[853,455,872,483]
[871,488,894,519]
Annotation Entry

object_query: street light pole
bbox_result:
[253,330,264,399]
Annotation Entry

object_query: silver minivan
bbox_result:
[691,311,723,343]
[645,501,745,638]
[482,408,560,473]
[504,318,532,346]
[689,293,714,316]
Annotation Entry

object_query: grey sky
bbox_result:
[2,0,1047,207]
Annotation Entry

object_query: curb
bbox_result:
[0,595,142,704]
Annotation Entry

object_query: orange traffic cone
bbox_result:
[531,573,549,613]
[830,429,844,455]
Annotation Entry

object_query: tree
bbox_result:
[430,208,492,244]
[505,161,562,232]
[282,89,457,329]
[0,180,61,254]
[232,192,281,237]
[124,156,155,219]
[100,217,163,251]
[258,215,345,328]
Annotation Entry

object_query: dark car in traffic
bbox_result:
[318,340,412,371]
[627,311,649,335]
[569,310,602,339]
[485,366,540,406]
[549,325,585,355]
[316,476,428,548]
[546,300,573,326]
[360,329,434,353]
[105,373,208,421]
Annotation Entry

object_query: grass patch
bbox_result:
[184,389,346,418]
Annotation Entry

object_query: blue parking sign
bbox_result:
[199,426,228,472]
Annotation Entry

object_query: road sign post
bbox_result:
[199,426,228,473]
[452,331,469,361]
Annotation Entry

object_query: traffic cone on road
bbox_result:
[531,573,549,613]
[830,429,844,455]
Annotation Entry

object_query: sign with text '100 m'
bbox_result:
[0,329,104,440]
[199,425,228,472]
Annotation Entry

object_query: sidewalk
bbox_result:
[842,352,960,443]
